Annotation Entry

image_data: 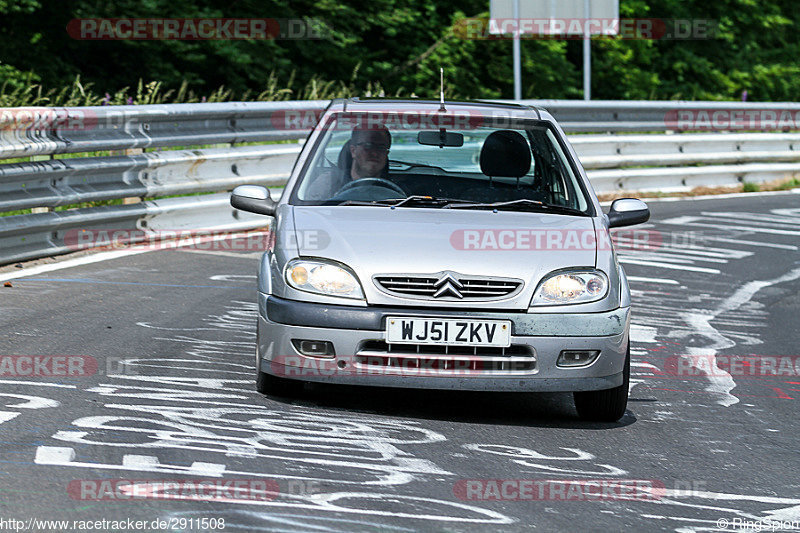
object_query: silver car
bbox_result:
[231,98,649,421]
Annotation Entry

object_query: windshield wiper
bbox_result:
[388,160,447,172]
[336,196,472,208]
[335,200,389,207]
[389,195,473,208]
[444,199,587,216]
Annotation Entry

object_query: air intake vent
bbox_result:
[374,271,523,301]
[355,340,537,374]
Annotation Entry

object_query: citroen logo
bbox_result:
[433,271,464,299]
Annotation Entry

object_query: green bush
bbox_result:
[776,178,800,190]
[0,70,392,108]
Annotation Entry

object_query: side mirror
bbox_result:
[230,185,276,217]
[607,198,650,228]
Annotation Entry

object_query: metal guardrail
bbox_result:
[516,99,800,132]
[572,132,800,192]
[0,101,326,159]
[1,99,799,265]
[0,144,300,212]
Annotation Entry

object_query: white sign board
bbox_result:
[489,0,619,35]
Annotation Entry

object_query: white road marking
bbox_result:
[178,249,263,259]
[772,207,800,216]
[702,237,798,250]
[122,455,160,467]
[659,216,701,225]
[35,446,76,464]
[0,393,60,409]
[188,462,228,476]
[621,251,729,264]
[619,258,721,274]
[463,444,627,476]
[0,231,266,282]
[631,362,661,371]
[701,212,800,226]
[681,267,800,407]
[0,381,77,388]
[627,276,679,285]
[663,220,800,236]
[209,274,258,281]
[631,324,658,343]
[687,215,800,229]
[0,249,152,282]
[600,188,800,205]
[0,412,20,424]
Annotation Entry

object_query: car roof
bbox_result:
[328,97,546,120]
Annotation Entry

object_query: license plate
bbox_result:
[385,317,511,347]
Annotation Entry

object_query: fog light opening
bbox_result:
[557,350,600,368]
[291,339,335,358]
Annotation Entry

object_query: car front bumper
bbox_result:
[257,294,630,392]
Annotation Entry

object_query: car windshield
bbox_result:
[289,111,592,214]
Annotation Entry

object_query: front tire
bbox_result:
[256,369,304,398]
[573,342,630,422]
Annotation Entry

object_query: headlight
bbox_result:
[530,270,609,305]
[284,259,364,299]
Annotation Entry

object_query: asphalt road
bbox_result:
[0,190,799,532]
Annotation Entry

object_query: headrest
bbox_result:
[479,130,532,178]
[337,140,353,171]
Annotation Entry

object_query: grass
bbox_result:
[774,177,800,190]
[0,69,396,108]
[597,176,800,201]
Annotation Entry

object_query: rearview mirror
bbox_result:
[607,198,650,228]
[418,130,464,147]
[230,185,276,217]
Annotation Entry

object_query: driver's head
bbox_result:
[349,125,391,179]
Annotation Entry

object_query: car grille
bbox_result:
[374,274,523,300]
[355,340,537,374]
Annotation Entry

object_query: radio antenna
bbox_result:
[439,67,446,111]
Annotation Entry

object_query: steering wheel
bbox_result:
[333,177,407,198]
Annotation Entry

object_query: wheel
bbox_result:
[256,369,305,398]
[573,342,630,422]
[332,177,407,199]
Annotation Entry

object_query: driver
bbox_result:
[303,125,392,201]
[349,125,392,180]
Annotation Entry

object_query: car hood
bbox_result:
[291,205,598,309]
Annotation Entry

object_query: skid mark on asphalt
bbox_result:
[625,207,800,408]
[462,443,800,532]
[26,299,516,528]
[14,278,250,290]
